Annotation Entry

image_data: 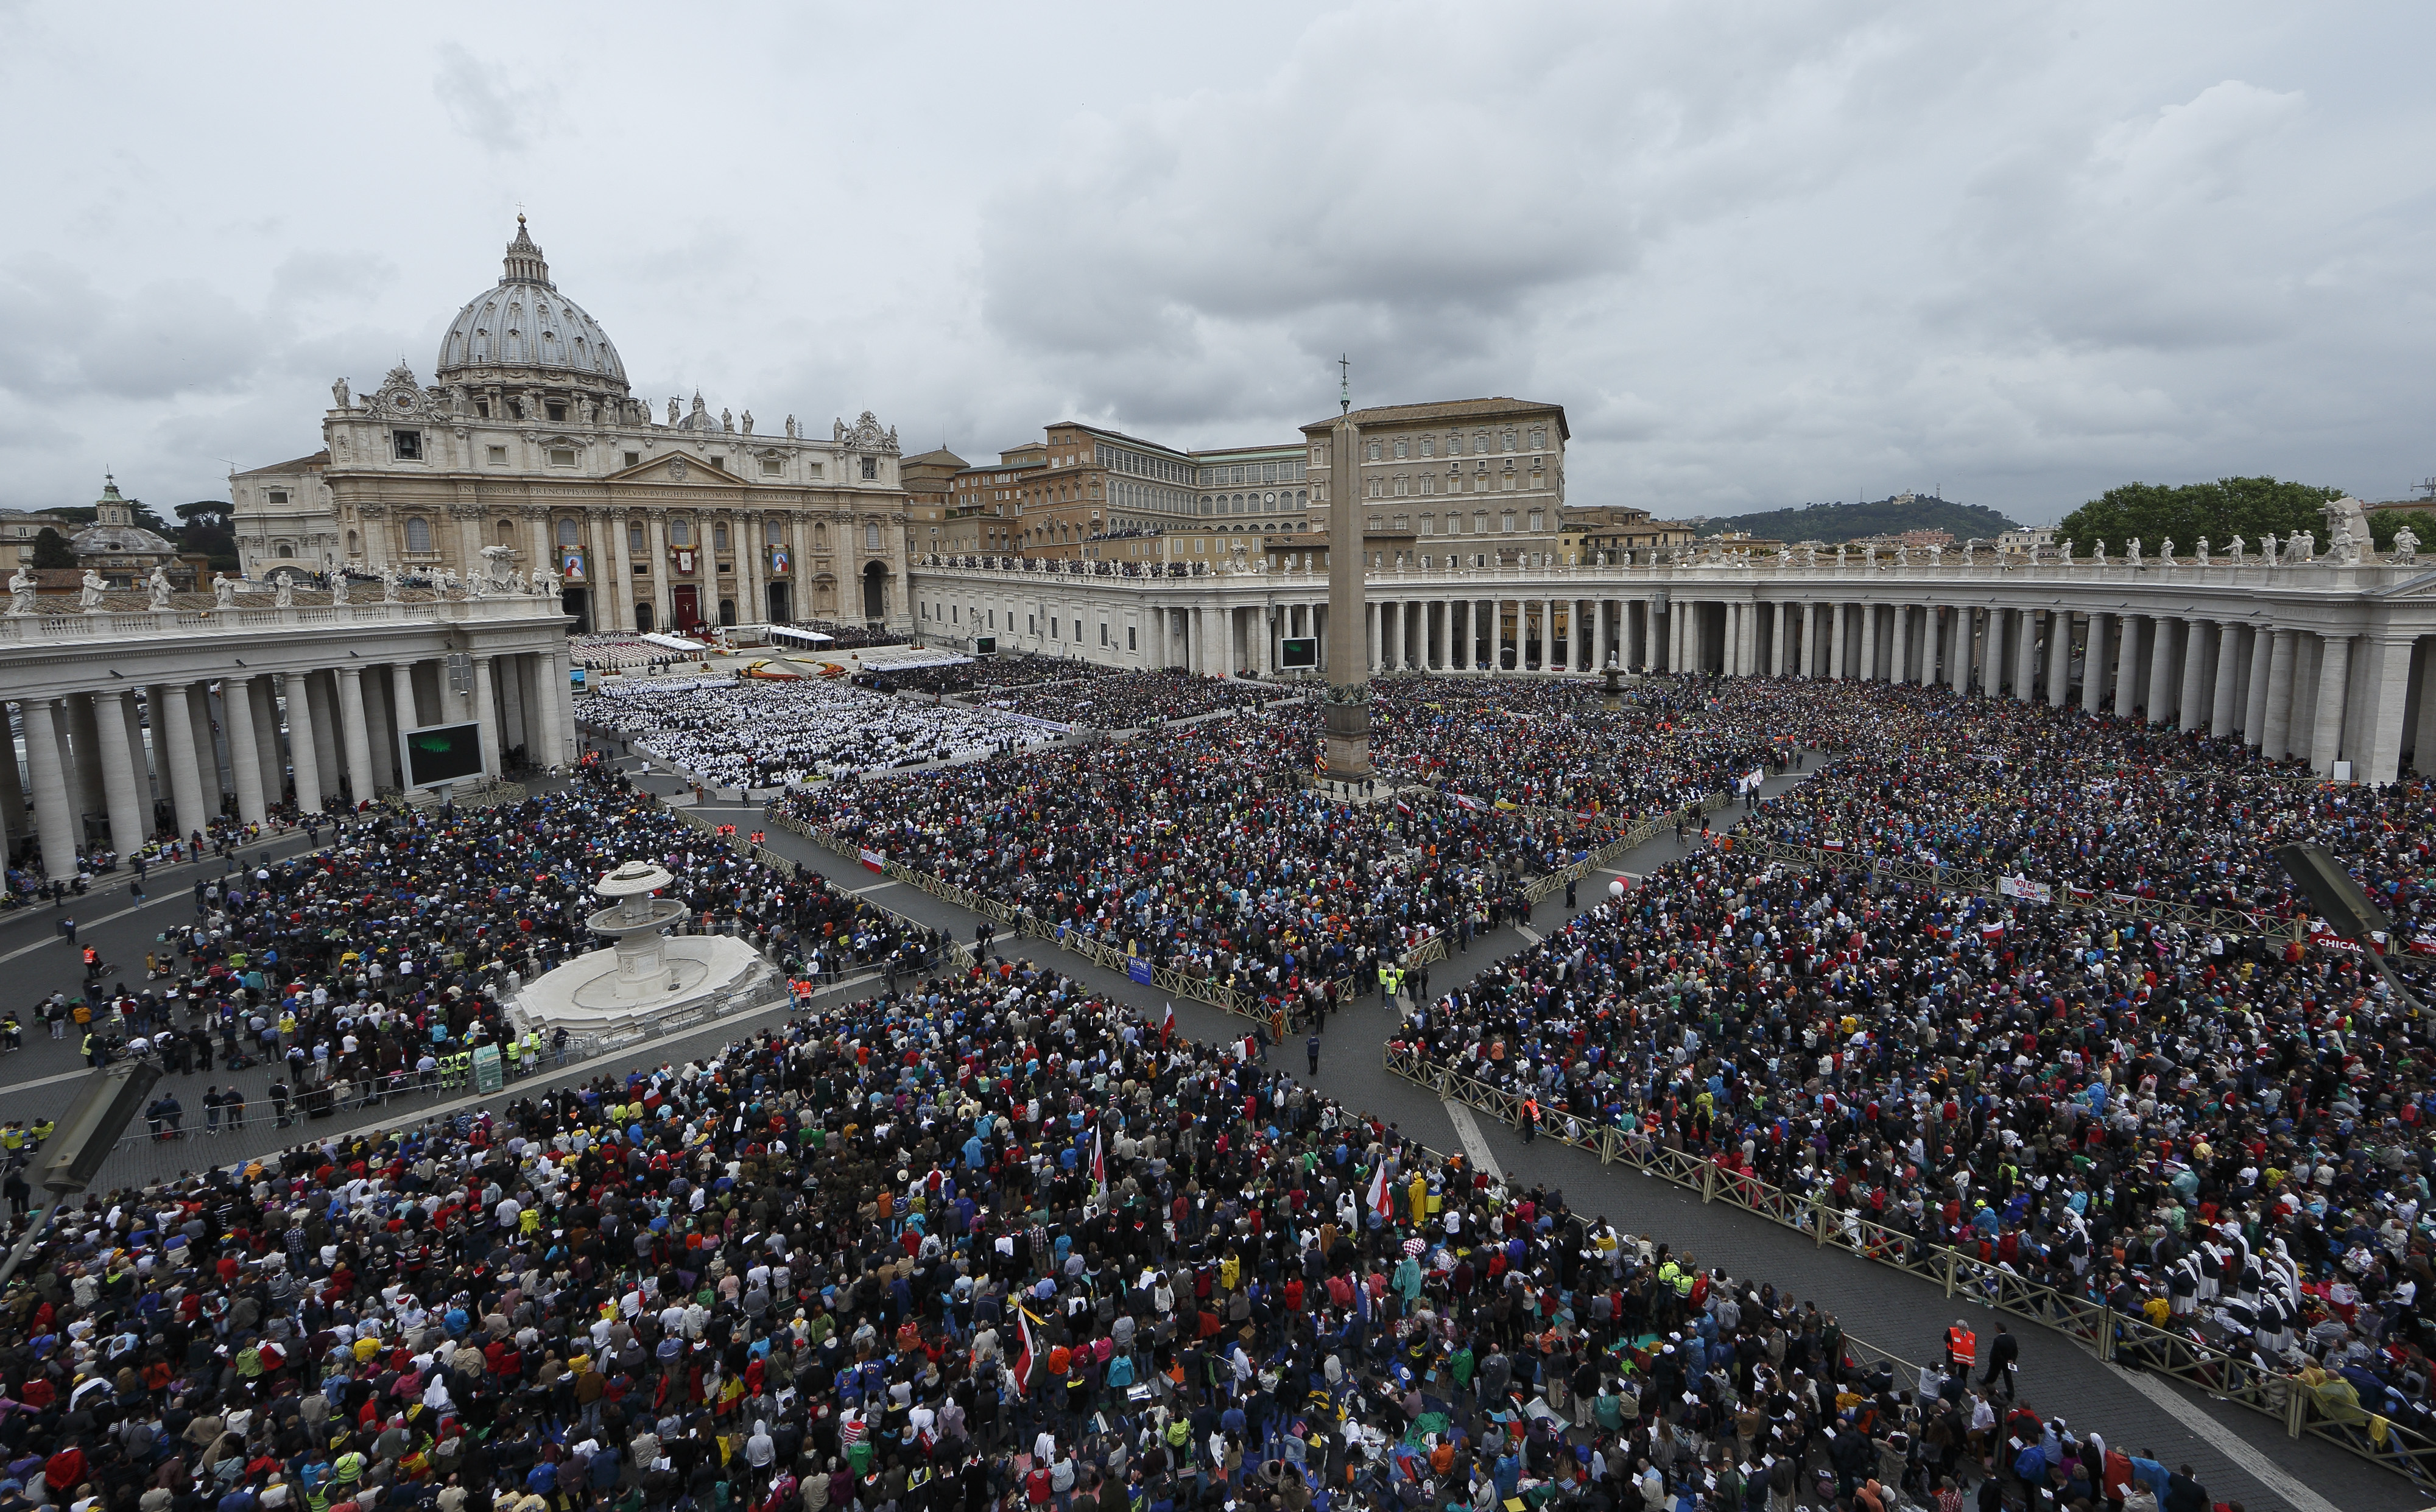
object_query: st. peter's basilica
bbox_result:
[230,217,912,635]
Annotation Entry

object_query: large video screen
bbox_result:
[402,722,485,787]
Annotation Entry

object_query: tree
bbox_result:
[29,528,76,568]
[2367,509,2427,554]
[174,499,236,564]
[2054,477,2344,558]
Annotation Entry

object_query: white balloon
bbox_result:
[1608,879,1627,899]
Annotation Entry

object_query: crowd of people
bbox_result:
[902,658,1113,699]
[1382,706,2436,1455]
[55,761,940,1117]
[987,672,1287,731]
[1359,681,1812,822]
[775,710,1604,1008]
[4,936,2250,1512]
[586,683,1066,789]
[1730,683,2436,938]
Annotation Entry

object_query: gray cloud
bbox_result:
[1,2,2432,519]
[432,42,554,153]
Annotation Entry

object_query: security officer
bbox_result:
[1945,1319,1977,1374]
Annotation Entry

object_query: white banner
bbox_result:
[1996,876,2052,904]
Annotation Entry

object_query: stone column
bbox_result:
[1767,602,1787,678]
[2045,614,2071,708]
[1829,604,1848,680]
[2359,636,2415,784]
[304,671,343,801]
[2415,639,2436,776]
[153,683,211,840]
[2258,629,2298,758]
[2206,623,2241,736]
[19,700,80,871]
[63,695,104,829]
[2113,616,2142,720]
[2012,610,2036,702]
[2146,616,2179,726]
[2079,614,2108,714]
[1667,600,1685,672]
[2242,627,2274,746]
[337,667,376,805]
[392,659,423,768]
[2309,633,2353,776]
[737,511,762,624]
[472,655,502,778]
[281,672,323,814]
[2172,621,2207,733]
[247,678,284,806]
[189,681,224,813]
[224,677,267,823]
[1946,608,1970,693]
[91,690,149,854]
[644,510,672,634]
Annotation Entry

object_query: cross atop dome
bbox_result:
[501,213,552,289]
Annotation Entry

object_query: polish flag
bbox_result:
[859,849,885,873]
[1161,1003,1175,1046]
[1367,1163,1393,1221]
[1092,1128,1108,1206]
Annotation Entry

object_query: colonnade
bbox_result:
[1141,594,2432,782]
[907,559,2436,784]
[2,647,576,875]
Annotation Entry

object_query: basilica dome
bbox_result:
[434,216,628,392]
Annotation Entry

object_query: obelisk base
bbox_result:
[1322,697,1371,778]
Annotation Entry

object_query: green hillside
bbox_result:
[1703,496,2022,543]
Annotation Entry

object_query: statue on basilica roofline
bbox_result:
[330,571,350,606]
[272,571,295,608]
[79,569,108,612]
[147,565,172,609]
[7,565,33,615]
[211,573,237,608]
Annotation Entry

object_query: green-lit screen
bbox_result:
[402,722,485,787]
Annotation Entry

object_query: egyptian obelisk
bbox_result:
[1322,403,1371,776]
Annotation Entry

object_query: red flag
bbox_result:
[1010,1304,1038,1399]
[858,848,885,873]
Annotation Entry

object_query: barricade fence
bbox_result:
[1384,1046,2436,1490]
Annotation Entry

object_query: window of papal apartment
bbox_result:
[1502,513,1516,533]
[1367,442,1381,461]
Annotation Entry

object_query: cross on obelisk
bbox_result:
[1322,360,1370,776]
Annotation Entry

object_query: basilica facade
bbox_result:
[231,217,912,635]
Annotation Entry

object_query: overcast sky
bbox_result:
[2,2,2429,524]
